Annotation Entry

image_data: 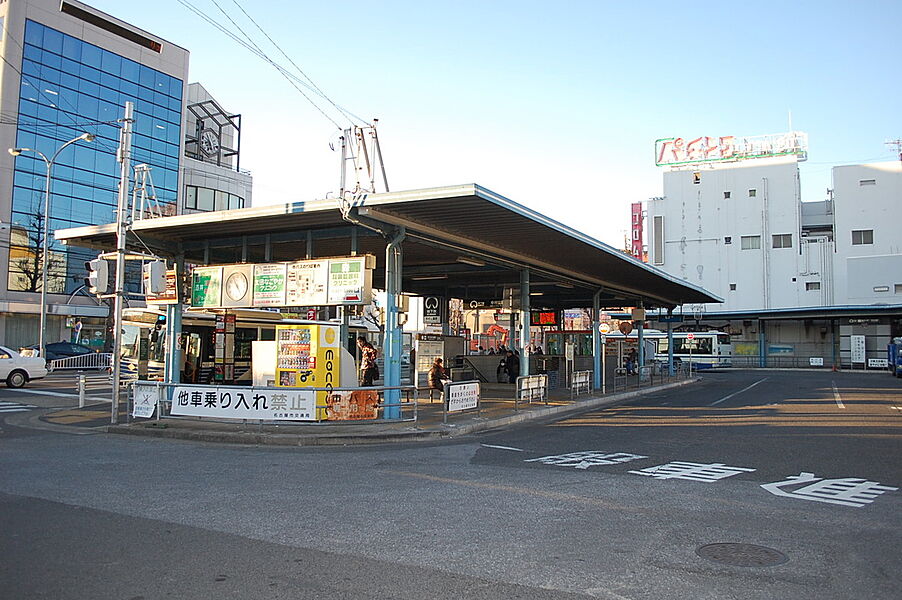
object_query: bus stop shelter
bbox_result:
[55,183,721,417]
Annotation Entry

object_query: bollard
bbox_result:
[78,375,86,408]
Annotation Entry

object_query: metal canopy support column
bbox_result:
[667,307,675,376]
[519,269,530,376]
[592,290,602,390]
[637,303,645,371]
[383,227,405,419]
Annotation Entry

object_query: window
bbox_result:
[724,236,732,245]
[772,233,793,249]
[729,283,736,291]
[895,284,902,294]
[748,188,757,197]
[740,235,761,250]
[184,185,244,213]
[652,215,664,264]
[723,191,731,199]
[806,282,821,291]
[851,229,873,245]
[859,179,876,186]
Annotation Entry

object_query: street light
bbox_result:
[9,132,95,356]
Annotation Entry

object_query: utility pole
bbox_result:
[885,139,902,162]
[111,101,134,423]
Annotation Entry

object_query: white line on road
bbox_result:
[831,381,845,409]
[3,388,109,402]
[710,378,769,406]
[481,444,525,452]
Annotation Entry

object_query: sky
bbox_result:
[90,0,902,248]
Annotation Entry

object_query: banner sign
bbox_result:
[326,390,379,420]
[170,384,318,421]
[655,131,808,167]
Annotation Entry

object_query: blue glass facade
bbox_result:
[9,19,182,294]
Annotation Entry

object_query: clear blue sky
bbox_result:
[90,0,902,247]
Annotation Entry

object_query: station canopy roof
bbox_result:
[55,184,721,310]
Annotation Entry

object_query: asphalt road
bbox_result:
[1,369,900,599]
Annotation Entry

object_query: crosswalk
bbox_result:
[0,400,38,414]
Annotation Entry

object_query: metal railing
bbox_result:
[611,362,690,393]
[515,374,548,411]
[48,352,112,371]
[128,381,420,425]
[570,370,592,399]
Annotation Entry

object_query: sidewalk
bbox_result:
[28,376,696,446]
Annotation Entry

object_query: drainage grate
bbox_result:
[696,543,788,567]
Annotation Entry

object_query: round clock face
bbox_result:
[225,272,248,301]
[200,129,220,156]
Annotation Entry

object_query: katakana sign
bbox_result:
[170,385,317,421]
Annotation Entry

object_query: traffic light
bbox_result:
[84,257,108,295]
[143,260,167,295]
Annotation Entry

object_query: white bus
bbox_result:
[603,329,732,370]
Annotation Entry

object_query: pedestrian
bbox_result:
[625,348,637,375]
[496,352,507,382]
[504,350,520,383]
[428,357,450,393]
[356,336,379,386]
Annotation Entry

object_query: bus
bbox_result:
[599,329,732,370]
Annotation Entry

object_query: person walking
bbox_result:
[356,336,379,386]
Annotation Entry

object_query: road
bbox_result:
[1,370,900,599]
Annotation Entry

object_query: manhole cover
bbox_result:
[696,543,788,567]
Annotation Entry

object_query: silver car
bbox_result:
[0,345,48,388]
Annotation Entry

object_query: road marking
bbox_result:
[386,470,645,512]
[831,381,844,409]
[709,378,769,406]
[481,444,525,452]
[4,388,109,402]
[0,401,37,413]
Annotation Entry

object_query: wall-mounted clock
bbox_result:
[200,128,220,156]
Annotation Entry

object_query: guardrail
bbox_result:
[611,362,689,392]
[515,374,548,410]
[128,381,420,425]
[48,353,112,371]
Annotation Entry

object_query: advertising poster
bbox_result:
[286,260,328,306]
[191,266,222,308]
[253,263,287,306]
[327,257,369,304]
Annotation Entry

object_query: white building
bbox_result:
[646,131,902,367]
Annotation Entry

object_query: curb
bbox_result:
[102,378,698,446]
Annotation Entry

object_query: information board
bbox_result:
[850,335,866,363]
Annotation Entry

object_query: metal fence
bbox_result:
[570,370,592,399]
[515,374,549,411]
[611,362,690,393]
[48,352,112,371]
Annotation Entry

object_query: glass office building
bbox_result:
[9,19,182,294]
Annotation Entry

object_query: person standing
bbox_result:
[504,350,520,383]
[356,336,378,386]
